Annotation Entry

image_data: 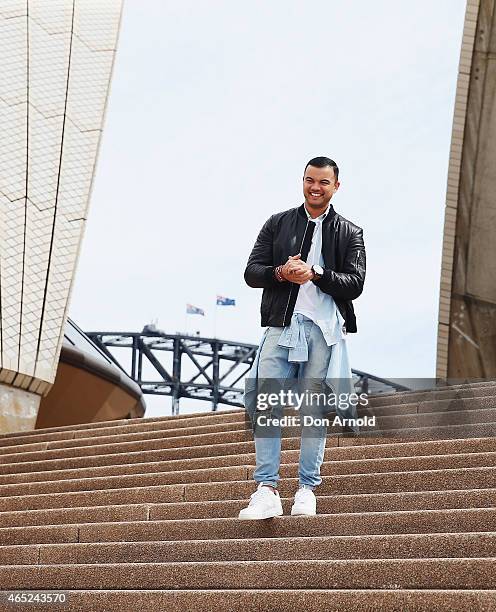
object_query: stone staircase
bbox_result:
[0,381,495,611]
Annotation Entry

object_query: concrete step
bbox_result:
[0,508,496,545]
[149,488,496,521]
[2,589,493,612]
[0,408,243,443]
[0,412,247,449]
[1,409,495,467]
[0,379,492,445]
[182,467,496,503]
[0,436,493,487]
[1,489,494,528]
[20,532,496,564]
[0,464,250,498]
[0,451,494,499]
[0,384,494,608]
[3,389,496,455]
[0,507,494,547]
[0,428,256,465]
[77,508,496,544]
[0,466,494,512]
[0,421,249,458]
[414,394,496,413]
[0,438,300,476]
[342,421,496,443]
[360,395,496,420]
[368,381,496,407]
[0,407,403,455]
[1,383,495,452]
[2,395,495,456]
[0,504,149,528]
[355,408,496,432]
[0,424,492,483]
[0,558,495,590]
[365,389,496,413]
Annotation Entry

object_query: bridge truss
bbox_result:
[86,328,408,414]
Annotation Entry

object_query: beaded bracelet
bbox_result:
[275,265,285,282]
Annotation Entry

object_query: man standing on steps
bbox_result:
[239,156,366,520]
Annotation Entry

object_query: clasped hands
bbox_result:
[280,254,314,285]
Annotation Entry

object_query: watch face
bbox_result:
[314,265,324,276]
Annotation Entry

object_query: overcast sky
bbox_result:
[69,0,467,417]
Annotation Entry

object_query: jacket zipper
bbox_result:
[282,219,310,325]
[355,250,361,270]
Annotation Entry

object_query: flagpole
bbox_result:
[213,298,218,338]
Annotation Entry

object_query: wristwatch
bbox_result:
[311,264,324,280]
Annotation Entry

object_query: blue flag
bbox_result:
[186,304,205,315]
[216,295,236,306]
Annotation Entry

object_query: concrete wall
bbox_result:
[437,0,496,378]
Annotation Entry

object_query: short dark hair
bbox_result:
[304,156,339,181]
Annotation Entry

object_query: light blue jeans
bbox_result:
[245,316,333,490]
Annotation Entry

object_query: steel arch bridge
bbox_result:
[86,327,408,414]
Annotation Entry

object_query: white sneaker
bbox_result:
[291,487,317,516]
[238,484,283,520]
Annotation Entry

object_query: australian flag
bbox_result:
[216,295,236,306]
[186,304,205,315]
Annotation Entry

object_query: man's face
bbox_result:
[303,165,340,212]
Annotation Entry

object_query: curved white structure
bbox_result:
[0,0,122,431]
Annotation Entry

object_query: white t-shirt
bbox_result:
[294,206,329,319]
[293,205,346,342]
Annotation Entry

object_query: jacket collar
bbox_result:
[297,202,336,223]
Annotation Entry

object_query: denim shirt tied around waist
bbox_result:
[244,308,360,433]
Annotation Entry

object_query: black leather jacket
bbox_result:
[244,203,366,333]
